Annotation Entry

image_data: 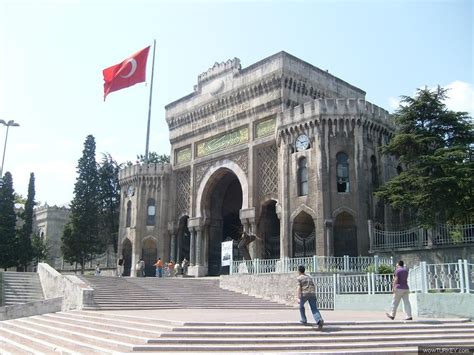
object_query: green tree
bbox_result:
[97,153,121,253]
[376,86,474,226]
[16,173,35,271]
[61,135,100,274]
[136,152,170,164]
[0,172,18,270]
[31,232,49,265]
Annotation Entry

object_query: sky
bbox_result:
[0,0,472,206]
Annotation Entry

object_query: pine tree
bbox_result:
[61,135,100,273]
[376,86,474,226]
[0,172,18,270]
[16,173,35,271]
[97,153,121,253]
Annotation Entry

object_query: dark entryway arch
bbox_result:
[292,211,315,257]
[202,168,243,276]
[122,238,132,276]
[142,238,157,277]
[333,212,358,256]
[258,200,280,259]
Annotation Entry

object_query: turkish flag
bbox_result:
[103,46,150,100]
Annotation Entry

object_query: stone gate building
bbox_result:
[118,51,396,277]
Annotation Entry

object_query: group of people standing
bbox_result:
[114,255,190,278]
[152,258,190,277]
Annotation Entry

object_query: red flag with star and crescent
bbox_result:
[103,46,150,100]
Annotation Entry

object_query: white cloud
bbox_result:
[444,81,474,116]
[387,81,474,116]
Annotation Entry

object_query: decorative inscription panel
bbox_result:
[176,147,191,165]
[196,126,249,157]
[256,117,276,138]
[215,102,250,120]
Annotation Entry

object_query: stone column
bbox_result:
[189,229,196,266]
[196,227,202,265]
[278,137,291,258]
[131,229,139,277]
[324,219,333,256]
[170,231,176,262]
[187,217,207,276]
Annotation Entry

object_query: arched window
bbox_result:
[146,198,156,226]
[336,152,350,193]
[370,155,379,188]
[297,157,308,196]
[126,201,132,228]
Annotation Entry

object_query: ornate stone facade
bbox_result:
[118,51,396,277]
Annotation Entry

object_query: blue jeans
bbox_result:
[300,294,323,324]
[156,268,162,277]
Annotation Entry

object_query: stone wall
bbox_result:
[0,297,62,321]
[220,273,301,306]
[37,263,94,311]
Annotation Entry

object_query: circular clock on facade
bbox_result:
[127,185,135,197]
[295,134,310,151]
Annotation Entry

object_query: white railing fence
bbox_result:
[231,255,393,275]
[369,220,474,251]
[409,260,472,293]
[52,251,117,271]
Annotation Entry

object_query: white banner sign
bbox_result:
[221,240,233,266]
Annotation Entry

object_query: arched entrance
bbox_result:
[333,212,358,256]
[177,215,190,263]
[142,238,157,277]
[292,211,315,257]
[122,238,132,276]
[258,200,280,259]
[203,168,243,276]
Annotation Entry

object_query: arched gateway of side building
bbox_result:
[117,51,397,277]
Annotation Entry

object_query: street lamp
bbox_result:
[0,119,20,187]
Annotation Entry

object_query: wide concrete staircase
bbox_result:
[0,272,44,306]
[1,311,473,353]
[79,276,291,310]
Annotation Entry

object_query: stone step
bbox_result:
[133,338,474,352]
[147,332,474,344]
[2,310,472,354]
[43,312,175,332]
[6,317,129,353]
[0,323,81,353]
[157,323,474,333]
[160,327,474,339]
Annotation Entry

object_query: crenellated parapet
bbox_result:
[277,98,394,144]
[119,163,172,188]
[197,58,241,85]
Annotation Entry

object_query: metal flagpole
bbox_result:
[144,39,156,164]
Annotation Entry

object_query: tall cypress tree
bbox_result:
[0,172,18,270]
[97,153,121,253]
[61,135,100,273]
[17,173,35,271]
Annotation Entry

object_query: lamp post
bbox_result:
[0,120,20,187]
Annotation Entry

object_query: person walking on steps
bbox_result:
[386,260,413,321]
[296,265,324,330]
